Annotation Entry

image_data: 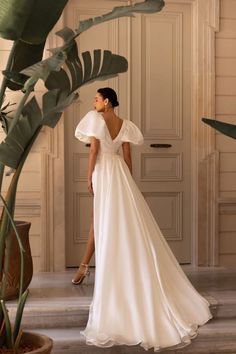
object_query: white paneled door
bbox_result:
[131,2,192,263]
[65,1,192,266]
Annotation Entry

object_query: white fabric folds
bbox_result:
[75,110,213,352]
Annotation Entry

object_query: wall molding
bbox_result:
[40,15,66,271]
[190,0,219,266]
[219,198,236,215]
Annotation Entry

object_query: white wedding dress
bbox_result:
[75,110,213,352]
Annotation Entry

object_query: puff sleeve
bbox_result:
[75,110,106,143]
[121,120,144,145]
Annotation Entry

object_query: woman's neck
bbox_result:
[102,109,116,120]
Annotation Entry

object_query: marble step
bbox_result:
[7,291,236,329]
[7,293,218,330]
[6,268,236,329]
[28,318,236,354]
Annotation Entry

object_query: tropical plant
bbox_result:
[0,0,165,351]
[202,117,236,140]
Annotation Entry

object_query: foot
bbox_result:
[72,263,90,285]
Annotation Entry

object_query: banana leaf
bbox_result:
[0,0,68,43]
[0,0,68,90]
[202,118,236,140]
[0,114,13,135]
[0,0,33,41]
[76,0,165,35]
[45,49,128,92]
[2,70,29,91]
[5,41,46,91]
[21,0,68,44]
[0,89,78,167]
[0,97,42,169]
[42,89,78,128]
[21,51,67,91]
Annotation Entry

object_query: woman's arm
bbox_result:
[87,137,100,195]
[122,142,132,174]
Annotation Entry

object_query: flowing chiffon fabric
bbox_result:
[75,110,213,352]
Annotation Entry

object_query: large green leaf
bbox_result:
[5,41,46,90]
[2,70,29,90]
[45,49,128,92]
[0,97,42,169]
[0,89,78,168]
[76,0,165,35]
[202,118,236,140]
[0,0,33,40]
[0,0,68,91]
[0,0,68,43]
[20,51,67,92]
[42,89,78,128]
[21,0,68,44]
[43,69,71,92]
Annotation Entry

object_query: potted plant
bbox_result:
[0,0,165,352]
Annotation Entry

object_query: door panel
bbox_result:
[65,0,128,266]
[65,0,192,266]
[131,3,192,263]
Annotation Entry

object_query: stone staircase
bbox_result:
[6,267,236,354]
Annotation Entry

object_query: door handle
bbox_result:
[150,143,172,148]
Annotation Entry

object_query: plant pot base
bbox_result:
[0,332,53,354]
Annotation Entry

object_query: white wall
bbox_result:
[216,0,236,266]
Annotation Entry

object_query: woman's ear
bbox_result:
[104,98,109,106]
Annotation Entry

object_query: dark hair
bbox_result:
[97,87,119,107]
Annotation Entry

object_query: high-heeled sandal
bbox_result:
[72,263,90,285]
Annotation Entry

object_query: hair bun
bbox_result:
[97,87,119,108]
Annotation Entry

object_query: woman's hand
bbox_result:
[88,178,94,195]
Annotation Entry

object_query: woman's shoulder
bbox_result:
[121,119,144,145]
[75,110,106,143]
[81,110,104,122]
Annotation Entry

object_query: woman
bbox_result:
[74,87,213,352]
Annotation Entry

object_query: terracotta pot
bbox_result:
[21,331,53,353]
[3,221,33,300]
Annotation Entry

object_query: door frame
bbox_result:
[42,0,219,271]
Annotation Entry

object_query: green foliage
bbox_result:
[0,0,68,90]
[0,97,42,169]
[46,49,128,92]
[76,0,165,35]
[202,118,236,140]
[0,0,68,43]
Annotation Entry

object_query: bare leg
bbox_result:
[72,210,95,284]
[81,212,95,264]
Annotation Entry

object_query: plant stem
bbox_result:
[0,164,5,196]
[0,41,18,109]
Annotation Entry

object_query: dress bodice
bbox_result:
[75,110,144,153]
